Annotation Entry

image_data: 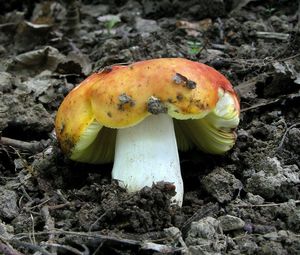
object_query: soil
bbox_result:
[0,0,300,254]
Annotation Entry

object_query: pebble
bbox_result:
[202,168,243,203]
[218,215,245,232]
[0,187,19,220]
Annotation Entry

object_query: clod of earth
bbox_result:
[55,58,240,206]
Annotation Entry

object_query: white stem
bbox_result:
[112,114,183,206]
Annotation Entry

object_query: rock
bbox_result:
[286,128,300,154]
[0,92,54,132]
[188,246,221,255]
[81,4,109,18]
[246,170,281,199]
[245,192,265,205]
[246,157,300,199]
[237,44,256,58]
[202,168,243,203]
[253,224,276,234]
[218,215,245,232]
[164,227,185,247]
[186,217,220,242]
[134,17,160,34]
[0,221,14,239]
[286,204,300,232]
[164,226,181,238]
[278,230,289,238]
[0,72,13,92]
[264,231,279,241]
[235,237,258,254]
[241,241,259,254]
[259,240,286,255]
[186,216,226,254]
[0,186,19,220]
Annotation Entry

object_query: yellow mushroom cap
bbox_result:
[55,58,240,163]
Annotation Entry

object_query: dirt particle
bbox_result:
[0,187,19,220]
[167,98,175,103]
[173,73,197,89]
[59,122,65,134]
[118,93,135,111]
[107,112,112,117]
[202,168,243,203]
[99,66,113,73]
[176,93,183,101]
[147,96,167,114]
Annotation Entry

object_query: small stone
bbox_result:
[164,226,181,238]
[173,73,197,89]
[118,93,135,110]
[202,168,243,203]
[260,241,285,255]
[263,231,279,241]
[236,238,258,254]
[134,17,160,34]
[287,128,300,153]
[0,72,13,92]
[164,227,183,246]
[0,221,14,239]
[186,217,228,254]
[147,96,167,114]
[246,157,300,200]
[278,230,288,238]
[0,187,19,220]
[253,224,276,234]
[245,192,265,205]
[287,207,300,232]
[218,215,245,232]
[243,222,254,233]
[186,217,220,243]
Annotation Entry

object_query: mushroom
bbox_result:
[55,58,240,206]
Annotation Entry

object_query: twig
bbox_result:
[9,240,52,255]
[41,206,57,255]
[28,199,51,210]
[19,186,33,202]
[241,99,280,112]
[0,240,24,255]
[255,31,290,41]
[0,23,17,29]
[12,229,183,253]
[0,137,50,153]
[277,123,300,151]
[216,18,224,41]
[48,202,71,210]
[210,43,236,51]
[233,200,300,208]
[181,203,219,237]
[56,189,69,204]
[277,52,300,62]
[30,214,36,245]
[41,243,89,255]
[88,212,107,232]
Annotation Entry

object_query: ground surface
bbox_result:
[0,0,300,254]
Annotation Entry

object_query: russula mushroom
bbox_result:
[55,58,240,206]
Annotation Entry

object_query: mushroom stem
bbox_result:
[112,114,183,206]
